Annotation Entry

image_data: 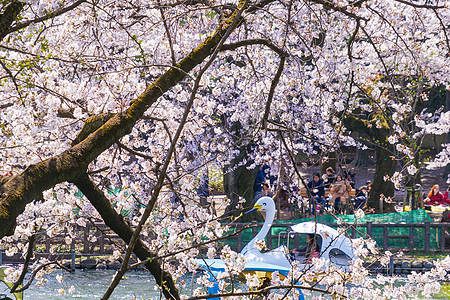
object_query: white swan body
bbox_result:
[240,197,357,271]
[240,197,292,268]
[196,197,356,299]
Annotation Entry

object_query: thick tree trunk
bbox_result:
[445,91,450,178]
[73,175,179,300]
[368,144,397,213]
[352,148,371,167]
[0,1,25,40]
[223,149,262,222]
[343,115,398,213]
[352,132,373,168]
[0,4,247,238]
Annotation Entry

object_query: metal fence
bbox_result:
[0,222,123,266]
[1,221,450,266]
[222,222,450,253]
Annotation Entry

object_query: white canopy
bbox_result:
[290,221,356,263]
[290,221,340,237]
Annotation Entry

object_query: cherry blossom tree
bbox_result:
[0,0,449,299]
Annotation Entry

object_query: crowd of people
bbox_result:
[196,163,449,218]
[304,167,369,215]
[251,163,369,216]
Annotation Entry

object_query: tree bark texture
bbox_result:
[0,1,24,40]
[73,174,180,300]
[344,114,397,213]
[223,148,263,222]
[369,143,397,213]
[0,5,249,238]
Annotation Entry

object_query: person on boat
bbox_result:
[330,174,352,214]
[290,234,320,262]
[424,185,450,206]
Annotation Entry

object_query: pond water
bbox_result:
[2,269,450,299]
[1,269,193,300]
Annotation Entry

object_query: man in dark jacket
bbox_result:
[307,173,326,215]
[253,166,265,202]
[323,167,336,189]
[353,185,368,210]
[197,174,211,209]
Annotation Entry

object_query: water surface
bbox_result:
[2,269,173,300]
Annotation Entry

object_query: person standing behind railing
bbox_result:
[197,174,211,210]
[253,166,265,202]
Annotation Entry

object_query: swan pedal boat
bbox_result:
[196,196,358,299]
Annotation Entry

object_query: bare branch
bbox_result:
[347,18,360,60]
[158,0,177,65]
[0,102,14,109]
[11,261,70,293]
[433,8,450,55]
[221,38,289,57]
[262,55,286,129]
[128,224,252,270]
[11,235,36,292]
[307,0,368,21]
[394,0,445,9]
[186,284,335,300]
[0,59,22,99]
[3,0,88,37]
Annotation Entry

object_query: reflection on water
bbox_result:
[2,269,449,299]
[1,269,181,300]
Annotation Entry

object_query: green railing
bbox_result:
[220,221,449,252]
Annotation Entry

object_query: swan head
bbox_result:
[247,196,276,214]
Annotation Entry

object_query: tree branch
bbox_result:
[347,18,360,60]
[262,55,286,129]
[307,0,368,21]
[71,113,115,146]
[158,0,177,65]
[9,261,69,293]
[0,102,14,109]
[72,173,180,299]
[2,0,88,38]
[221,38,288,57]
[0,0,24,40]
[394,0,445,9]
[433,8,450,55]
[186,284,334,300]
[10,234,35,292]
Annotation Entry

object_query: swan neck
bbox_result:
[245,209,275,252]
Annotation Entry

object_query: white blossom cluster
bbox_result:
[0,0,449,298]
